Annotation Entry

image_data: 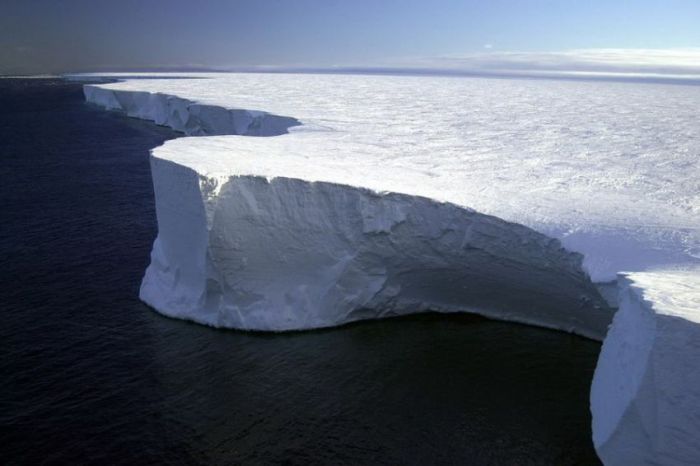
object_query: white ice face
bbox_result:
[82,72,699,282]
[591,267,700,466]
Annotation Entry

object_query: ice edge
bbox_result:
[83,82,612,340]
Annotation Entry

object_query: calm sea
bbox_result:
[0,78,601,465]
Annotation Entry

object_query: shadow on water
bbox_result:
[0,79,601,465]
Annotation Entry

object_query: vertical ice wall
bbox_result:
[83,85,300,136]
[591,269,700,465]
[139,163,611,338]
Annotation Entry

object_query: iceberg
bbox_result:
[78,73,699,284]
[76,72,700,464]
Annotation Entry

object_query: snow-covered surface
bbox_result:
[79,72,699,283]
[591,267,700,465]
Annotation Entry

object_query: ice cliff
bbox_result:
[83,83,610,338]
[83,85,300,137]
[142,156,609,337]
[591,268,700,465]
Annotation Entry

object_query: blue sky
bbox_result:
[1,0,699,74]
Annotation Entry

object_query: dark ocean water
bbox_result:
[0,79,601,465]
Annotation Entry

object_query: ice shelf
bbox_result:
[77,72,700,465]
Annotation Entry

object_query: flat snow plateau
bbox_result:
[77,72,699,464]
[80,73,699,282]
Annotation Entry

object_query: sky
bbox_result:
[1,0,700,76]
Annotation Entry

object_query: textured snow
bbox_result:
[591,267,700,465]
[81,72,700,282]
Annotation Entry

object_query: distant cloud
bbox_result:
[191,48,700,85]
[390,48,700,80]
